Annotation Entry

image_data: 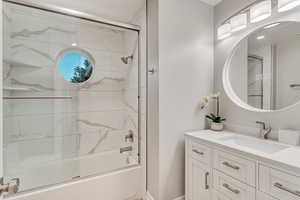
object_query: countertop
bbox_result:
[185,130,300,174]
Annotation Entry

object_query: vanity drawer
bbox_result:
[259,165,300,200]
[212,189,231,200]
[189,140,211,165]
[213,150,256,186]
[213,170,255,200]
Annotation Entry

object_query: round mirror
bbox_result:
[224,21,300,112]
[59,50,94,83]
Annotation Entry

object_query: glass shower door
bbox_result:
[2,1,140,194]
[248,56,264,109]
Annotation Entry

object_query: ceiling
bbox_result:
[21,0,146,23]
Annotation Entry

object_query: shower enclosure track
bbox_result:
[3,96,73,100]
[3,0,141,31]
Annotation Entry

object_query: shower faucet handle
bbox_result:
[125,130,134,142]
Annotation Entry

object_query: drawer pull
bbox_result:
[205,172,209,190]
[274,182,300,197]
[222,161,240,170]
[192,149,204,155]
[223,183,240,194]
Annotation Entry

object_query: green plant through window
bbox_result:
[59,53,93,83]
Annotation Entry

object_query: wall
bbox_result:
[229,39,248,102]
[2,0,147,200]
[147,0,214,199]
[146,0,160,199]
[276,38,300,108]
[214,0,300,136]
[158,0,214,198]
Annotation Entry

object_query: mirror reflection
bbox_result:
[228,22,300,111]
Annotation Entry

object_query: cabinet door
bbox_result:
[186,158,211,200]
[256,191,277,200]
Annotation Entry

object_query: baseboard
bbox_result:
[145,191,154,200]
[173,196,185,200]
[144,192,184,200]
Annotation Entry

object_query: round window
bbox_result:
[59,51,94,83]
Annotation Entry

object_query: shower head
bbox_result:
[121,55,134,64]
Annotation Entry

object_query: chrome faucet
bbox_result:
[256,121,272,139]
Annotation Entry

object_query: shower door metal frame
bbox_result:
[3,0,141,31]
[2,0,143,194]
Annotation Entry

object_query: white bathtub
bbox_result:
[5,146,140,191]
[7,165,144,200]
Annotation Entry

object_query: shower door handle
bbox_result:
[148,68,156,74]
[0,177,20,195]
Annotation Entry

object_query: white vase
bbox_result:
[210,122,224,131]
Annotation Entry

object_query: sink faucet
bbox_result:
[256,121,272,139]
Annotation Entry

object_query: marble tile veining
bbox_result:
[11,44,55,62]
[80,77,125,89]
[11,78,54,91]
[3,1,145,192]
[88,129,109,154]
[11,27,76,39]
[78,119,119,131]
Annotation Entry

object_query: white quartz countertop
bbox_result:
[185,130,300,173]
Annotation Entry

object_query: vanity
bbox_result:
[185,130,300,200]
[185,18,300,200]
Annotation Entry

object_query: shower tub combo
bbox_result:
[1,0,146,199]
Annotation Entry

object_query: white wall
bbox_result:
[147,0,214,199]
[158,0,214,198]
[214,0,300,136]
[146,0,159,199]
[276,38,300,108]
[229,39,248,102]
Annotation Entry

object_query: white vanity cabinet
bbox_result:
[185,130,300,200]
[259,165,300,200]
[186,158,211,200]
[186,140,212,200]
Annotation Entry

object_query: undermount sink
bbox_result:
[217,135,290,154]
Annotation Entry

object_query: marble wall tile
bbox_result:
[5,134,78,168]
[3,91,126,116]
[3,2,144,192]
[4,109,129,141]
